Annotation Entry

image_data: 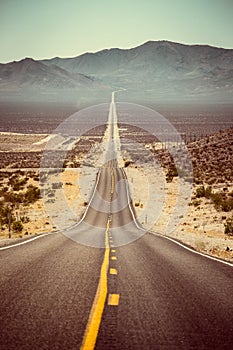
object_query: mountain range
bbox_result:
[1,40,233,103]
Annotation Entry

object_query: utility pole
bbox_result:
[8,212,11,239]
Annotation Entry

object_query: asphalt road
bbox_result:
[0,94,233,349]
[0,234,104,349]
[96,233,233,350]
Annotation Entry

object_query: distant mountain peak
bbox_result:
[1,40,233,103]
[14,57,37,64]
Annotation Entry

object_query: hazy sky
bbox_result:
[1,0,233,63]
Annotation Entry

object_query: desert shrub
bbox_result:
[195,185,206,198]
[15,170,24,176]
[207,177,216,185]
[24,185,40,204]
[198,185,206,197]
[124,160,131,168]
[195,178,203,185]
[211,193,224,210]
[3,191,22,204]
[12,182,21,191]
[221,198,233,212]
[224,217,233,235]
[21,216,30,223]
[209,192,233,212]
[12,221,23,232]
[192,199,201,207]
[9,174,19,184]
[0,186,8,196]
[205,186,212,198]
[12,178,27,191]
[166,164,178,182]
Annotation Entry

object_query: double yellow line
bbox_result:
[80,219,110,350]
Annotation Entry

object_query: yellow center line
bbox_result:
[111,169,114,194]
[80,219,110,350]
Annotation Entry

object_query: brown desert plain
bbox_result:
[0,104,233,263]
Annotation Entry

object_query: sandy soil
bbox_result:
[1,128,232,263]
[0,132,49,152]
[127,164,233,262]
[1,164,233,262]
[0,172,53,241]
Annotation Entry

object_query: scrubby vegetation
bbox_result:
[224,217,233,236]
[0,170,41,234]
[12,221,23,232]
[190,128,233,185]
[193,185,233,212]
[153,127,233,185]
[151,128,233,239]
[166,163,178,183]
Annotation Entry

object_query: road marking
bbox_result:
[81,219,110,350]
[108,293,120,306]
[156,233,233,267]
[111,169,114,194]
[121,168,233,268]
[110,268,118,275]
[76,170,101,225]
[111,256,117,261]
[120,168,144,231]
[111,249,116,253]
[0,233,49,251]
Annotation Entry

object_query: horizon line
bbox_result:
[1,39,233,64]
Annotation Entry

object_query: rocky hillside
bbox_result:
[1,41,233,103]
[0,58,96,90]
[0,58,110,103]
[42,40,233,101]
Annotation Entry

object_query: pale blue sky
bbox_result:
[0,0,233,63]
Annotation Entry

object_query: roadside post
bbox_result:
[8,212,11,239]
[202,222,205,239]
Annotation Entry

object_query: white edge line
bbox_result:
[73,98,113,228]
[56,170,101,233]
[0,160,101,251]
[0,233,49,251]
[75,166,101,226]
[71,97,115,230]
[121,168,146,231]
[121,169,233,268]
[116,101,232,269]
[153,232,233,267]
